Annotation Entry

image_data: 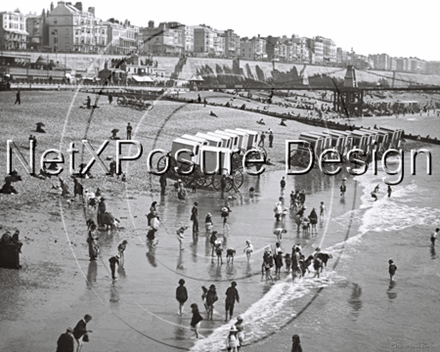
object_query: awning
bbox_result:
[131,75,154,82]
[189,75,204,82]
[4,28,29,35]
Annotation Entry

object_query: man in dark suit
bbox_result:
[73,314,92,352]
[56,327,74,352]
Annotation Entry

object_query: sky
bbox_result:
[11,0,440,61]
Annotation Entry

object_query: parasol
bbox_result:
[111,129,119,134]
[36,122,45,127]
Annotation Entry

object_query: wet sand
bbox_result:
[0,163,361,352]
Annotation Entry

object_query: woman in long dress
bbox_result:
[97,197,106,226]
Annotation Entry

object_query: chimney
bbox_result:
[66,2,72,5]
[148,20,154,29]
[88,7,95,16]
[74,2,82,11]
[50,2,54,11]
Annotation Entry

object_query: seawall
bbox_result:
[5,51,440,87]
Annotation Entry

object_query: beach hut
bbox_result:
[331,130,353,156]
[306,132,333,150]
[207,132,232,149]
[213,130,240,152]
[195,133,222,147]
[379,127,404,149]
[171,138,201,165]
[322,130,348,155]
[199,146,233,175]
[359,128,388,152]
[235,128,259,149]
[225,129,249,152]
[349,130,371,154]
[298,132,325,157]
[181,134,209,146]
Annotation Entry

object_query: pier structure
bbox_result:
[333,65,364,117]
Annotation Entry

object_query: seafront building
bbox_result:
[222,29,240,58]
[25,10,49,50]
[140,21,184,55]
[1,3,439,74]
[103,18,140,55]
[0,9,28,50]
[240,36,267,61]
[183,25,194,53]
[193,25,215,56]
[46,1,108,53]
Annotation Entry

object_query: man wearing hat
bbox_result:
[108,254,120,280]
[56,327,74,352]
[225,281,240,322]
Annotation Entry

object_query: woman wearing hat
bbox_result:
[225,325,240,351]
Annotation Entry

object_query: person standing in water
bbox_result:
[291,334,303,352]
[243,240,254,261]
[117,240,128,267]
[235,316,245,347]
[340,182,346,197]
[225,281,240,322]
[191,201,199,237]
[431,228,439,246]
[176,279,188,316]
[109,254,120,280]
[190,303,203,339]
[280,176,286,194]
[319,201,326,221]
[388,259,397,281]
[387,185,392,197]
[205,212,213,237]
